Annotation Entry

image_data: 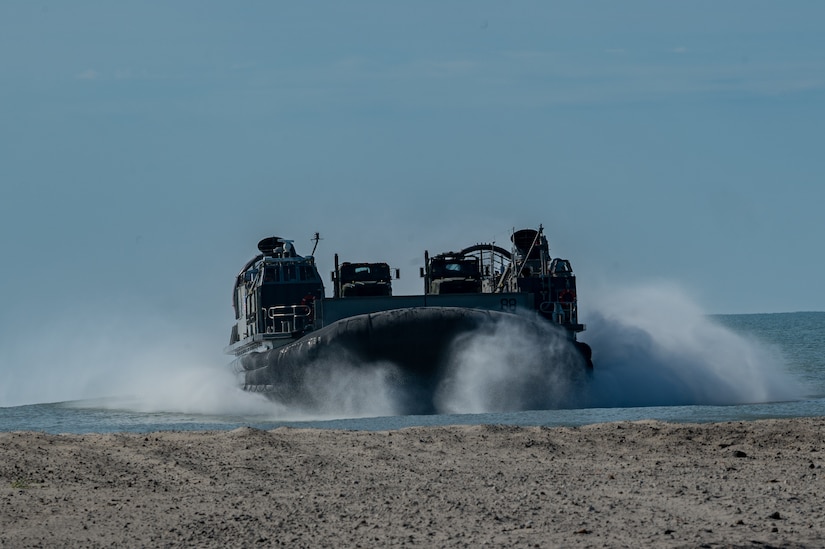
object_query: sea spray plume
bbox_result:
[99,345,281,417]
[0,300,283,415]
[61,324,402,420]
[584,283,802,407]
[435,314,589,413]
[257,355,403,420]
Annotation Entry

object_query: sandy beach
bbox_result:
[1,418,823,548]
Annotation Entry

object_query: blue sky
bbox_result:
[1,1,824,362]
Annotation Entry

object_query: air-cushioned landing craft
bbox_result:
[225,226,592,413]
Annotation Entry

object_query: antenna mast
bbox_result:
[310,232,321,256]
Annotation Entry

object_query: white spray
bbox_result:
[1,283,803,418]
[582,282,802,407]
[434,316,588,413]
[263,356,403,421]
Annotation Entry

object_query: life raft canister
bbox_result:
[558,289,576,303]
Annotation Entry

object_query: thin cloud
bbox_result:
[186,49,825,113]
[231,61,257,71]
[430,60,480,72]
[75,69,99,80]
[114,68,167,80]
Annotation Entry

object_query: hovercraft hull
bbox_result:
[231,307,589,414]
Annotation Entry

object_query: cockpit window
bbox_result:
[340,263,390,281]
[432,259,479,278]
[264,266,280,282]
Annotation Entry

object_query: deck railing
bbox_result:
[262,305,312,334]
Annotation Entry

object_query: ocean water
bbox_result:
[1,309,824,434]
